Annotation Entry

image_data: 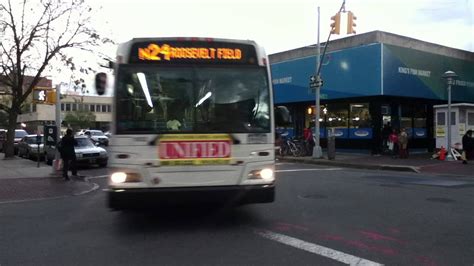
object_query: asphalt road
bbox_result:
[1,163,474,266]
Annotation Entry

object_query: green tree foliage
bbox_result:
[0,0,112,158]
[64,110,96,131]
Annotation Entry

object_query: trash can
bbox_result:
[327,129,336,160]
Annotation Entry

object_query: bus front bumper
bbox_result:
[107,184,275,209]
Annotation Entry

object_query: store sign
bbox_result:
[349,128,372,139]
[414,128,426,138]
[436,126,445,137]
[459,124,465,135]
[158,134,232,166]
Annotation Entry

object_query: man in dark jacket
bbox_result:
[60,129,78,180]
[462,130,473,164]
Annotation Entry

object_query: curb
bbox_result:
[0,176,101,205]
[278,157,419,173]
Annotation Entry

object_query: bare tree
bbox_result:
[0,0,110,158]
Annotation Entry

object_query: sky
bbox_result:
[89,0,474,55]
[51,0,472,94]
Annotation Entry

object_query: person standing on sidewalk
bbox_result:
[382,122,392,153]
[398,128,409,159]
[388,129,398,158]
[60,129,78,180]
[303,126,314,156]
[461,130,473,164]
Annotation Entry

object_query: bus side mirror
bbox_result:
[275,106,291,125]
[94,72,107,95]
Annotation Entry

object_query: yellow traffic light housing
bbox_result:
[330,12,341,35]
[347,11,357,34]
[46,90,56,104]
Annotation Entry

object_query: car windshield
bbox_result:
[15,130,27,138]
[75,138,95,147]
[91,131,104,136]
[26,136,43,144]
[115,66,271,134]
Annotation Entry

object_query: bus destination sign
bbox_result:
[131,41,257,65]
[139,44,242,61]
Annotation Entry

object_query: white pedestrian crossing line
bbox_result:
[257,230,383,266]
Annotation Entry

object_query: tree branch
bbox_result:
[0,102,11,112]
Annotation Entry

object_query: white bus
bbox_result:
[103,37,280,209]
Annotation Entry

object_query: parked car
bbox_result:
[14,129,28,154]
[17,134,44,159]
[0,129,6,152]
[45,136,108,167]
[0,129,29,154]
[78,129,109,146]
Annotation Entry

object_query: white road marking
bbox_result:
[257,230,383,266]
[87,175,109,179]
[276,168,343,172]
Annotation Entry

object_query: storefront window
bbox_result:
[325,103,348,128]
[468,112,474,126]
[350,103,371,128]
[400,104,412,129]
[437,112,445,126]
[413,104,427,138]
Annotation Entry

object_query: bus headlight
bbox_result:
[111,172,127,183]
[260,168,274,181]
[248,168,274,181]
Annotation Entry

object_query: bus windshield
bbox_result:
[115,66,271,134]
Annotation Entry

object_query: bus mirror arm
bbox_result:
[230,134,241,144]
[148,135,161,146]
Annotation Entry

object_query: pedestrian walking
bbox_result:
[461,130,473,164]
[59,129,78,180]
[398,128,409,159]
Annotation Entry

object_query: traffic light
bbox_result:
[46,90,56,104]
[347,11,357,34]
[95,72,107,95]
[33,87,56,105]
[330,12,341,35]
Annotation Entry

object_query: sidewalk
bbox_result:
[0,156,97,203]
[278,152,474,177]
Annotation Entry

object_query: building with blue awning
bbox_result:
[270,31,474,152]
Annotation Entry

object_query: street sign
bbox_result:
[309,75,323,89]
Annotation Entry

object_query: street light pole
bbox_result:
[313,6,323,158]
[442,70,458,161]
[52,83,61,173]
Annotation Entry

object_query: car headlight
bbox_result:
[100,150,107,155]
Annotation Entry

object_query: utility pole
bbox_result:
[312,0,347,159]
[312,6,322,158]
[442,71,458,161]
